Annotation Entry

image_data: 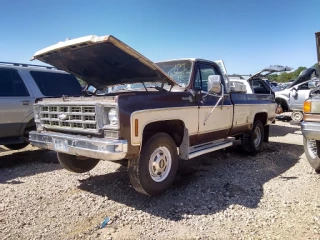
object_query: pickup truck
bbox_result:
[301,31,320,173]
[29,35,276,196]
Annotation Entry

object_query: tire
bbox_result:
[291,111,303,122]
[4,142,29,150]
[303,137,320,172]
[242,120,264,154]
[57,153,100,173]
[128,132,178,196]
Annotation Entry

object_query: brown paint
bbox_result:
[196,129,230,145]
[229,124,251,136]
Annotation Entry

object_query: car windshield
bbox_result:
[156,60,192,87]
[30,71,82,96]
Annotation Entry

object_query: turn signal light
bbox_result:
[304,100,311,113]
[134,119,139,137]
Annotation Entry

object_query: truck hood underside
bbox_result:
[31,35,177,89]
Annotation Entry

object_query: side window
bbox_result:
[0,69,29,97]
[251,80,270,94]
[298,82,309,90]
[194,64,219,92]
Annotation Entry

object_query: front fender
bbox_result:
[19,112,35,136]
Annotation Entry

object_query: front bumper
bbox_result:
[29,131,128,161]
[301,121,320,141]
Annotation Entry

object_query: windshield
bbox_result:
[156,60,192,87]
[30,71,82,96]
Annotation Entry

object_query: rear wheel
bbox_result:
[57,153,100,173]
[242,120,264,153]
[291,111,303,122]
[303,137,320,173]
[128,133,178,196]
[4,143,29,150]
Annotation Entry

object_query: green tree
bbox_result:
[268,66,307,83]
[268,74,278,82]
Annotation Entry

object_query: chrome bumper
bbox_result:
[29,131,128,161]
[301,121,320,141]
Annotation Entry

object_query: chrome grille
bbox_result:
[39,105,97,132]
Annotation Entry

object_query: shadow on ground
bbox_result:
[78,141,303,220]
[0,149,60,184]
[270,124,301,137]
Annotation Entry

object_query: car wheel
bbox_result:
[303,137,320,172]
[291,111,303,122]
[4,143,29,150]
[128,133,178,196]
[242,120,264,154]
[57,153,100,173]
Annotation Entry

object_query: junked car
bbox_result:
[229,65,292,95]
[0,62,82,150]
[29,35,277,196]
[275,66,319,121]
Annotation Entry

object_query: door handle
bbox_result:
[21,100,31,106]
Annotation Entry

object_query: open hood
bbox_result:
[247,65,293,81]
[288,67,319,88]
[31,35,177,89]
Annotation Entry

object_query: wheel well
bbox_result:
[254,112,267,126]
[142,120,185,147]
[275,98,289,112]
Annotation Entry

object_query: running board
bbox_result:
[188,140,233,159]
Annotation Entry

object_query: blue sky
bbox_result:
[0,0,319,74]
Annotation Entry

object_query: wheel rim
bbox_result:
[149,146,172,182]
[291,111,303,122]
[253,126,262,148]
[307,139,317,160]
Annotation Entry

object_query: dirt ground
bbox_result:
[1,119,320,240]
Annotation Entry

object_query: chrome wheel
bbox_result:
[149,146,172,182]
[307,139,317,160]
[291,111,303,122]
[253,126,262,148]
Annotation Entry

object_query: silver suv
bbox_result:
[0,62,82,150]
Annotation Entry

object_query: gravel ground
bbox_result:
[1,119,320,240]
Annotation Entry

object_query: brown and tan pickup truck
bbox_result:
[29,35,276,196]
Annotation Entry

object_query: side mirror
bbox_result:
[291,88,297,98]
[208,75,221,94]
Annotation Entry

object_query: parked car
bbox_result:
[301,31,320,173]
[229,65,292,95]
[0,62,83,150]
[301,86,320,173]
[29,35,276,196]
[275,67,319,121]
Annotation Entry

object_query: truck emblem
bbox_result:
[58,114,68,120]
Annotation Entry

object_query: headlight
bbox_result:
[33,105,40,122]
[107,108,118,126]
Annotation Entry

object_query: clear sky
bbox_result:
[0,0,319,74]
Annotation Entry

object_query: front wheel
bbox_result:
[303,137,320,173]
[57,153,100,173]
[291,111,303,122]
[242,120,264,154]
[128,133,178,196]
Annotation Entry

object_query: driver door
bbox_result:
[195,62,233,144]
[289,81,312,110]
